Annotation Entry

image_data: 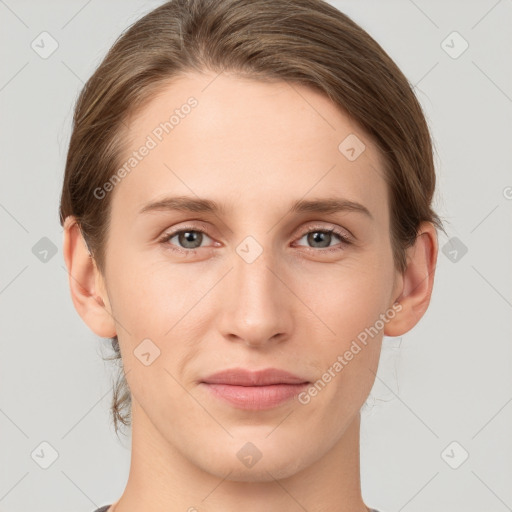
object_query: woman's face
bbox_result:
[99,71,402,480]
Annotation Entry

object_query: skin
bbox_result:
[63,71,438,512]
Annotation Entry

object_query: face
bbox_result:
[99,71,401,481]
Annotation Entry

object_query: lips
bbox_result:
[201,367,309,386]
[200,368,310,410]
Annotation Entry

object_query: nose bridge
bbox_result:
[219,236,292,345]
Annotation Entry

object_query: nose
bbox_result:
[217,245,294,348]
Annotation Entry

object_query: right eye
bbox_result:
[158,226,216,254]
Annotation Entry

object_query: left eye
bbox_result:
[295,228,350,249]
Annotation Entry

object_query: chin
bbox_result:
[208,461,303,483]
[192,440,312,483]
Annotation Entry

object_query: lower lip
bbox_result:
[201,382,309,410]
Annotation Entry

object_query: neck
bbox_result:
[112,399,369,512]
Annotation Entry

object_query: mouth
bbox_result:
[200,367,310,410]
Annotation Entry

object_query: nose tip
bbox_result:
[217,253,293,347]
[231,329,286,348]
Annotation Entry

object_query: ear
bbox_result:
[384,221,438,337]
[62,216,117,338]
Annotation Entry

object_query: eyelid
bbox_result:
[294,222,353,242]
[158,220,213,239]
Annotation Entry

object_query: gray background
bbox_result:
[1,0,511,511]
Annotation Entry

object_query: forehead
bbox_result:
[113,71,388,222]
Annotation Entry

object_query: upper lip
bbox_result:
[201,368,309,386]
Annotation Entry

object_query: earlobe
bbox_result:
[384,222,439,337]
[62,216,117,338]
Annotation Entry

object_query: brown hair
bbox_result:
[59,0,444,436]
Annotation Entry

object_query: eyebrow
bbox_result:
[139,195,373,220]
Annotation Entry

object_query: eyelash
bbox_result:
[157,224,352,256]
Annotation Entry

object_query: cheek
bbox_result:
[109,256,199,413]
[107,249,193,335]
[292,257,392,397]
[107,253,215,403]
[294,257,392,341]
